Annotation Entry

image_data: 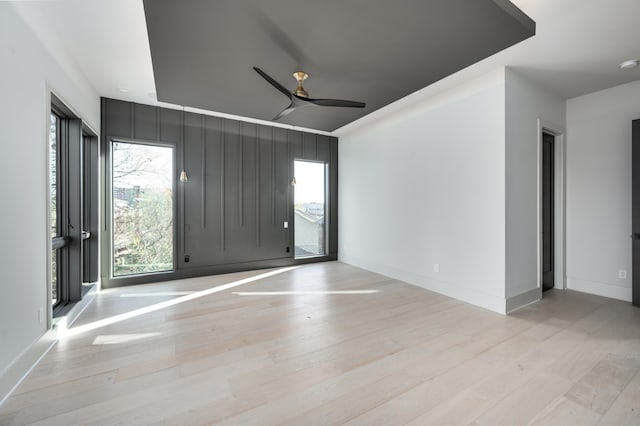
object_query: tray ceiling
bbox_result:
[144,0,535,132]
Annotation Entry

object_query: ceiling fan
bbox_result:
[253,67,366,120]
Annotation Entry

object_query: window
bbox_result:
[111,141,174,276]
[49,95,98,316]
[294,160,327,258]
[49,112,61,306]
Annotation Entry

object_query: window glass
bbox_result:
[112,142,174,276]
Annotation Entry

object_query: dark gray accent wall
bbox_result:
[100,98,338,288]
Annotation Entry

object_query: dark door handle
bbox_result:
[632,233,640,240]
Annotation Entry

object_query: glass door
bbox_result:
[49,112,62,306]
[293,160,327,258]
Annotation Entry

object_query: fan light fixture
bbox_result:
[253,67,366,121]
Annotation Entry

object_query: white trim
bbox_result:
[506,288,541,314]
[339,256,507,314]
[45,87,53,329]
[553,130,567,290]
[567,277,632,302]
[0,331,56,408]
[537,119,567,295]
[0,286,97,407]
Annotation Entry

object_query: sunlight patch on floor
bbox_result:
[59,266,299,338]
[232,290,380,296]
[119,291,197,297]
[92,333,162,345]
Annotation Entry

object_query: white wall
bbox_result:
[505,69,566,306]
[566,80,640,301]
[0,4,99,379]
[338,69,507,313]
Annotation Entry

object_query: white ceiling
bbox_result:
[11,0,640,134]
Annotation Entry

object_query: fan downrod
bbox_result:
[292,71,309,98]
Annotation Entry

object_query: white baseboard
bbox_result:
[506,288,541,313]
[0,285,97,407]
[0,330,56,408]
[339,254,507,314]
[567,277,632,302]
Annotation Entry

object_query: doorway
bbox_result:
[542,132,555,291]
[293,160,327,258]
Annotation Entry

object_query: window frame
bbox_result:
[106,138,178,282]
[292,158,329,259]
[49,94,98,318]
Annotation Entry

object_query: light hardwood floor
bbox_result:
[1,262,639,425]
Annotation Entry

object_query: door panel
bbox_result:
[632,120,640,307]
[542,132,554,291]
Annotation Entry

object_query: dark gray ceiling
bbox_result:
[144,0,534,132]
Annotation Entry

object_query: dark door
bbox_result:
[542,132,555,291]
[632,120,640,307]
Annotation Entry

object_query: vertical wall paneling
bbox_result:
[156,107,161,143]
[239,121,257,256]
[238,123,244,228]
[221,119,226,251]
[271,127,276,225]
[329,138,338,255]
[224,119,241,260]
[133,103,158,140]
[101,97,337,287]
[289,129,303,159]
[317,135,331,162]
[288,130,303,250]
[201,115,206,229]
[274,127,290,257]
[183,111,202,264]
[104,98,131,139]
[160,108,181,143]
[204,115,223,264]
[129,103,134,138]
[180,110,185,258]
[256,124,261,248]
[303,132,318,160]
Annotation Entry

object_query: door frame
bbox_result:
[537,119,566,292]
[292,158,330,259]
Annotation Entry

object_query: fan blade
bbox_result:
[253,67,292,99]
[273,104,298,120]
[306,98,365,108]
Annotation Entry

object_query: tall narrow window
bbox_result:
[49,113,60,306]
[294,160,327,258]
[112,141,174,276]
[49,95,97,316]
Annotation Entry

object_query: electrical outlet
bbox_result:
[38,308,44,324]
[434,263,440,273]
[618,269,627,279]
[283,221,289,229]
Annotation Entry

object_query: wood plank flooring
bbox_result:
[1,262,639,425]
